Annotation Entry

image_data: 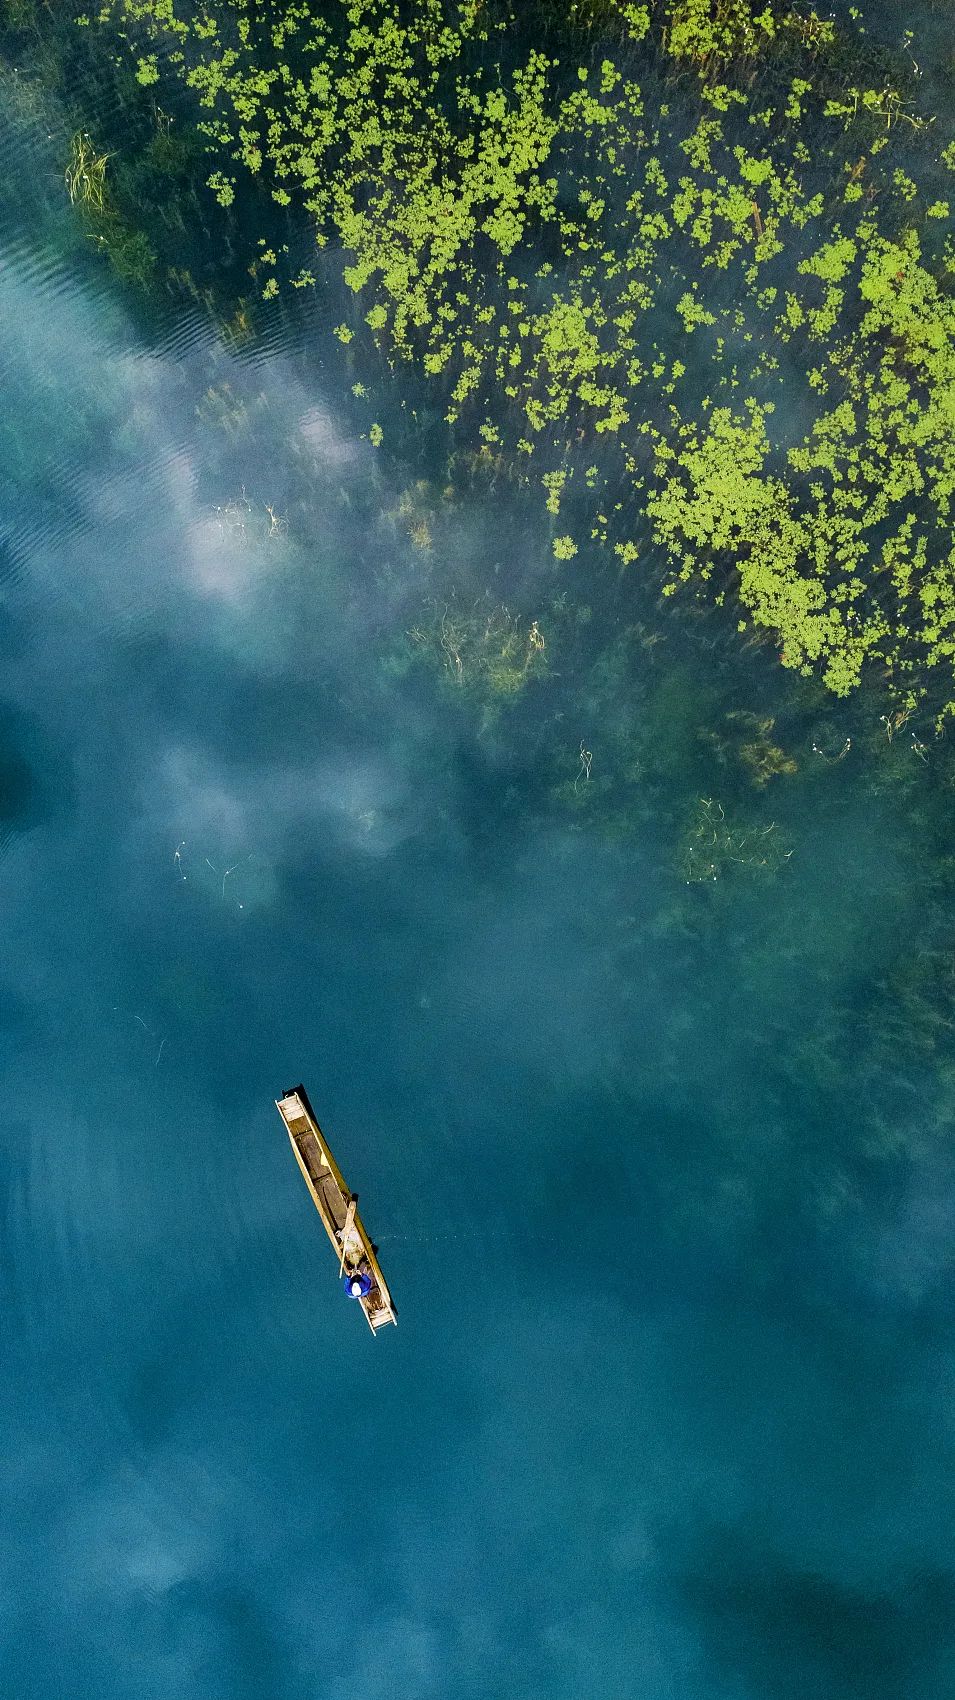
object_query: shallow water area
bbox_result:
[2,28,955,1700]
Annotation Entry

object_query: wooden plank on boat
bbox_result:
[276,1084,397,1334]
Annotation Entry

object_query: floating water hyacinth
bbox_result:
[53,0,955,718]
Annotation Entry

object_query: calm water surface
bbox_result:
[2,67,955,1700]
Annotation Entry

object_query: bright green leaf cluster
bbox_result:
[86,0,955,716]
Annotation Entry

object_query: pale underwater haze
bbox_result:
[1,15,955,1700]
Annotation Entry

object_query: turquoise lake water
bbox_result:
[3,26,955,1700]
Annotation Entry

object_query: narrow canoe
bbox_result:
[275,1084,397,1334]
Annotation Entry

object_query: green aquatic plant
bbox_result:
[60,122,160,288]
[701,710,798,786]
[0,5,258,320]
[553,535,578,560]
[407,597,548,702]
[64,130,110,212]
[681,796,792,882]
[394,480,443,551]
[65,0,955,714]
[663,0,778,74]
[195,382,250,437]
[737,724,798,787]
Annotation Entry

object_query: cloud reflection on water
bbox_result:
[1,169,955,1700]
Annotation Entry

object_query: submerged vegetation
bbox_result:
[0,0,264,308]
[64,130,110,212]
[407,598,548,704]
[4,0,955,1167]
[680,795,792,882]
[65,0,955,719]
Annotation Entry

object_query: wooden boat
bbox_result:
[275,1085,397,1334]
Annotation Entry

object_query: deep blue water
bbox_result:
[2,37,955,1700]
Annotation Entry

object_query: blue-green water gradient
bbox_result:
[1,72,955,1700]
